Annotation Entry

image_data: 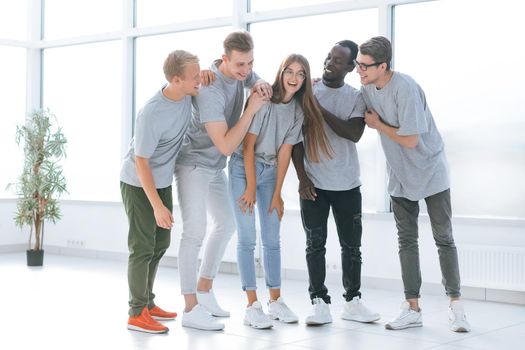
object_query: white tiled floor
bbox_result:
[1,252,524,350]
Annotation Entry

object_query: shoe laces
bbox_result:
[249,305,269,322]
[272,299,290,312]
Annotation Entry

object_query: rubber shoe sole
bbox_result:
[243,319,273,329]
[385,321,423,330]
[269,314,299,324]
[181,321,224,331]
[305,316,332,325]
[341,312,380,323]
[127,323,169,334]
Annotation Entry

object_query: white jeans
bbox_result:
[175,164,236,294]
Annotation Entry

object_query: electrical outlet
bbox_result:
[67,240,86,248]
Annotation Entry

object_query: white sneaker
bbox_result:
[448,300,471,332]
[305,297,332,325]
[197,289,230,317]
[268,297,299,323]
[341,297,380,323]
[244,301,273,329]
[181,304,225,331]
[385,301,423,330]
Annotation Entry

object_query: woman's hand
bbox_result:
[269,194,284,221]
[238,188,256,214]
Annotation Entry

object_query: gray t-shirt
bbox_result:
[234,98,304,166]
[120,86,192,188]
[303,82,365,191]
[361,72,449,201]
[176,60,259,169]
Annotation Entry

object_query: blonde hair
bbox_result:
[163,50,199,82]
[223,31,254,57]
[272,54,332,162]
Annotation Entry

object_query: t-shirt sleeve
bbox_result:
[134,107,161,159]
[283,106,304,145]
[248,105,267,136]
[244,70,261,89]
[396,83,429,136]
[194,86,226,123]
[349,92,366,120]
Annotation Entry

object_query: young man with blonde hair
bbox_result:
[175,31,271,331]
[120,50,201,334]
[357,36,471,333]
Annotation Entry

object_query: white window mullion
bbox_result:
[121,0,135,159]
[26,0,42,114]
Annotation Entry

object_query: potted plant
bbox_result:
[9,108,67,266]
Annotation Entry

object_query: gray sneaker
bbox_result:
[385,301,422,330]
[181,304,225,331]
[448,300,471,332]
[341,298,380,323]
[197,289,230,317]
[244,301,273,329]
[268,297,299,323]
[305,297,332,325]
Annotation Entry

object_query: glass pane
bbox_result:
[44,0,121,40]
[250,9,379,211]
[0,0,27,40]
[250,0,338,12]
[135,27,232,110]
[0,46,26,198]
[43,41,121,201]
[137,0,232,28]
[394,0,525,219]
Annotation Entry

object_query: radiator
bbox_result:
[458,245,525,291]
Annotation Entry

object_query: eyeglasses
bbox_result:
[353,59,383,71]
[283,69,306,80]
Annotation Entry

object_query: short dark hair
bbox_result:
[359,36,392,70]
[335,40,358,64]
[223,31,254,57]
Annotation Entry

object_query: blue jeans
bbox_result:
[228,153,281,291]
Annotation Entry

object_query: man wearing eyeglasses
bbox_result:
[292,40,380,326]
[357,36,471,333]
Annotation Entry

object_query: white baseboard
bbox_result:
[2,244,524,305]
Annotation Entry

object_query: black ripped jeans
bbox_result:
[300,186,363,303]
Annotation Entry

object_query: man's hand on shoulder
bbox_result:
[252,80,272,100]
[200,69,216,87]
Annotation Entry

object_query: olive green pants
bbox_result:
[120,182,172,316]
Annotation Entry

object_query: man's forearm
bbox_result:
[135,157,163,209]
[321,106,364,142]
[292,142,309,181]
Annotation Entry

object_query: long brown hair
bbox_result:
[271,54,332,162]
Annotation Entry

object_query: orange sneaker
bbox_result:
[149,305,178,320]
[127,307,169,334]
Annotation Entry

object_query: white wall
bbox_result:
[2,198,524,301]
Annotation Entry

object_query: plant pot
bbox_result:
[27,249,44,266]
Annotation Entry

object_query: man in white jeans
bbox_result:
[175,31,271,331]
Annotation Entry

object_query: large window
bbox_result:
[394,0,525,219]
[250,0,338,12]
[135,27,232,109]
[0,46,27,198]
[136,0,232,28]
[43,0,121,40]
[43,41,122,201]
[0,1,27,40]
[250,9,379,211]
